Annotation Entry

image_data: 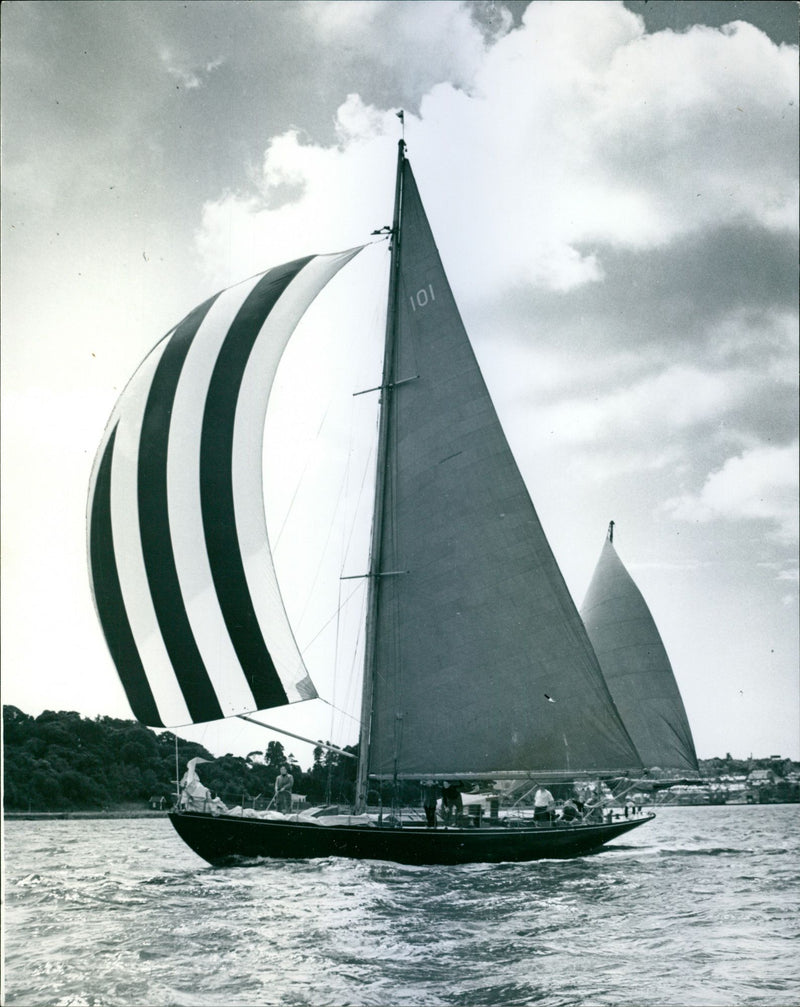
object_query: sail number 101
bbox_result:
[409,284,435,311]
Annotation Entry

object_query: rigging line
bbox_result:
[291,330,380,636]
[340,257,386,566]
[329,548,346,748]
[609,780,639,803]
[334,454,378,578]
[273,244,385,564]
[329,580,369,739]
[326,367,371,747]
[320,339,382,743]
[293,453,358,634]
[272,399,333,554]
[312,579,369,745]
[338,436,377,571]
[299,580,366,654]
[317,695,362,726]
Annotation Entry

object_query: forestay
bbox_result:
[581,532,699,773]
[88,249,361,727]
[365,161,643,780]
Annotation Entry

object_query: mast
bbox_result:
[355,139,406,811]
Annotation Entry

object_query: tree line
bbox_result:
[3,706,360,812]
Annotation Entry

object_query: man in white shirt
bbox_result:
[533,783,555,824]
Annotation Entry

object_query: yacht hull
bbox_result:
[168,811,655,866]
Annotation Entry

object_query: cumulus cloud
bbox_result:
[585,20,799,235]
[160,48,225,89]
[191,2,797,569]
[664,442,799,543]
[536,364,740,446]
[495,349,791,473]
[299,0,510,93]
[196,97,402,281]
[195,1,797,296]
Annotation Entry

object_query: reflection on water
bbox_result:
[4,805,799,1006]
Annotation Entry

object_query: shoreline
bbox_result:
[4,810,170,820]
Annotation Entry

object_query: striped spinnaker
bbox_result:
[88,249,362,727]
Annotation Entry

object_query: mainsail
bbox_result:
[580,525,699,772]
[88,250,361,727]
[362,153,643,781]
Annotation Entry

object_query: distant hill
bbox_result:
[2,706,358,812]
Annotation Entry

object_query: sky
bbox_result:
[2,0,798,770]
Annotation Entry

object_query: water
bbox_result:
[3,804,798,1006]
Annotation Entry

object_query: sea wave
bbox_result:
[4,806,799,1006]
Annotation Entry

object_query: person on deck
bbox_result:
[533,784,555,824]
[441,781,463,826]
[420,780,440,828]
[559,798,580,823]
[274,764,294,813]
[584,785,605,823]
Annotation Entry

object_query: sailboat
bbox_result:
[581,522,700,787]
[87,139,656,865]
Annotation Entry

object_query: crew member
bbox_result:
[274,764,294,813]
[441,781,463,826]
[533,783,555,824]
[420,779,440,828]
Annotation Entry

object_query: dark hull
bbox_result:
[168,811,655,866]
